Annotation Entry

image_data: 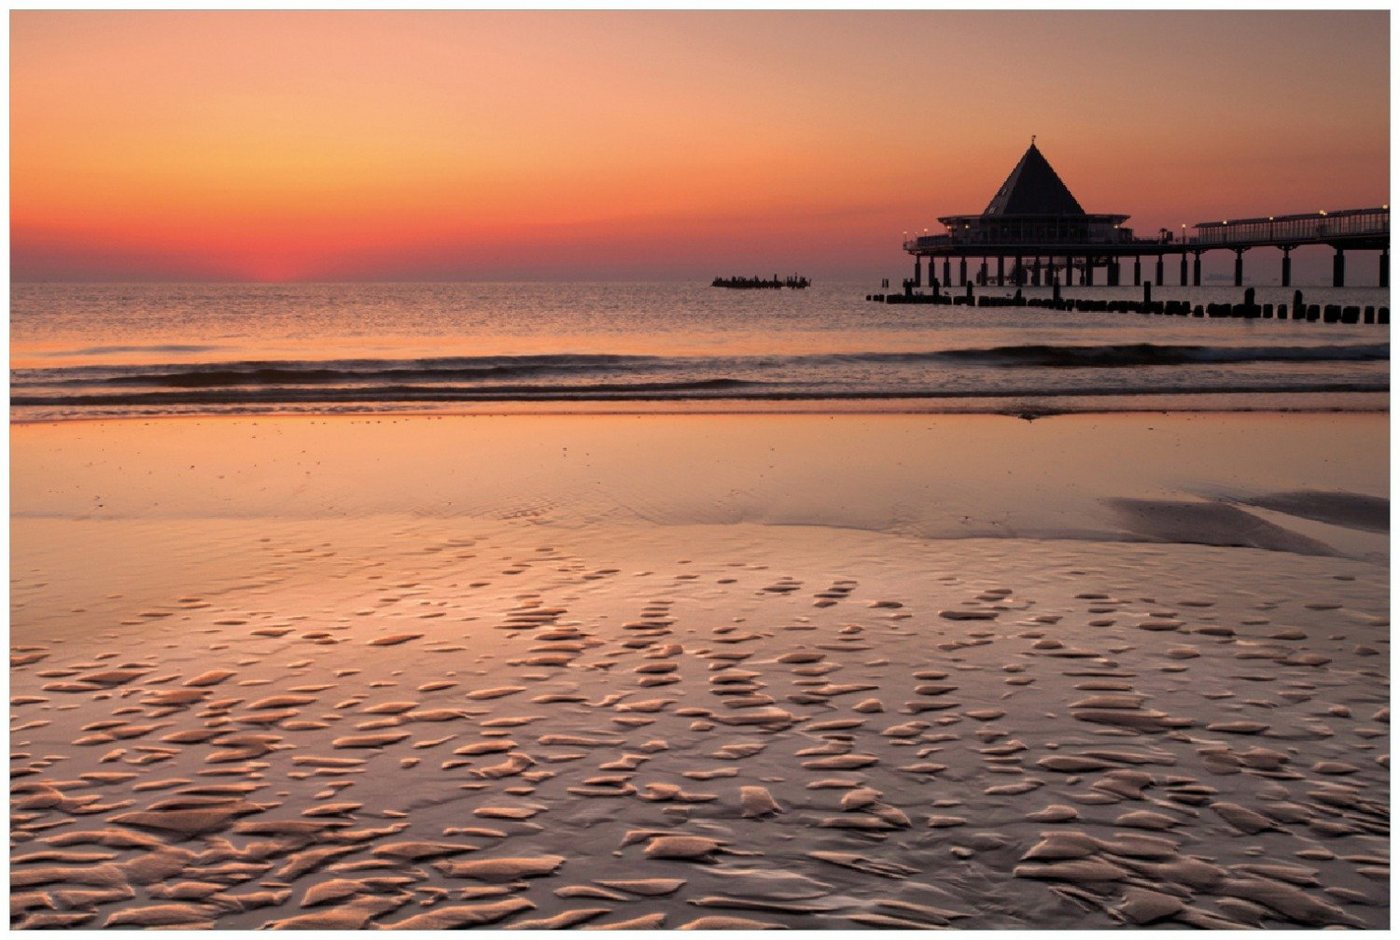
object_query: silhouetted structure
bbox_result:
[861,283,1387,325]
[713,274,810,289]
[900,140,1389,289]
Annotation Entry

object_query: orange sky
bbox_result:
[10,10,1390,281]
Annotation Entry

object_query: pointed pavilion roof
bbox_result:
[982,141,1085,216]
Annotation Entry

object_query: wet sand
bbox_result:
[10,413,1390,929]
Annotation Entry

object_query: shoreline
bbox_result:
[8,393,1392,425]
[14,409,1388,647]
[14,411,1387,547]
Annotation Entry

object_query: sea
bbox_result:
[9,281,1389,422]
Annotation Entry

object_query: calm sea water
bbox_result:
[10,281,1389,421]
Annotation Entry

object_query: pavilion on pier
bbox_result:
[937,140,1131,252]
[905,139,1140,288]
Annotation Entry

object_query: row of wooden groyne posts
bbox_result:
[865,281,1389,325]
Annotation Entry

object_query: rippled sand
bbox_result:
[10,414,1390,929]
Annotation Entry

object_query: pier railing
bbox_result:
[1192,207,1388,247]
[903,229,1140,251]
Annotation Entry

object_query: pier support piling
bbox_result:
[1155,255,1165,286]
[1381,250,1389,288]
[943,258,952,287]
[996,255,1005,286]
[1333,248,1346,288]
[1281,247,1292,288]
[913,257,922,288]
[1179,253,1188,286]
[1133,256,1141,286]
[1192,252,1202,287]
[959,257,967,286]
[1233,249,1245,287]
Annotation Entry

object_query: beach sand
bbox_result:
[10,413,1389,929]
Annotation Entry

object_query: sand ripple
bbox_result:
[9,530,1389,929]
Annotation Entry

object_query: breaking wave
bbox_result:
[11,342,1388,418]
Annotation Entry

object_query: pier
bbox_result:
[892,141,1389,294]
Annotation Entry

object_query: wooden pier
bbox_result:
[893,141,1389,293]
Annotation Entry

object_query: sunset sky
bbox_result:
[10,10,1390,282]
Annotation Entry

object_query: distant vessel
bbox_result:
[712,274,810,289]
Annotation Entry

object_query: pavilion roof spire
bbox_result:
[982,141,1085,217]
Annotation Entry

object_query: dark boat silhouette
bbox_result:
[712,274,810,290]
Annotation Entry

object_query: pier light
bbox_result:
[1320,210,1327,216]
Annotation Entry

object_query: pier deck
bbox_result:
[904,207,1388,290]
